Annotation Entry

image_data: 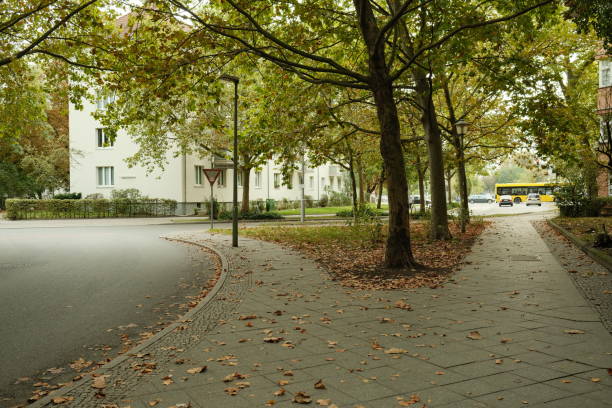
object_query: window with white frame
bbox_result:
[286,172,294,189]
[237,171,243,187]
[321,177,326,188]
[97,166,114,186]
[96,128,114,148]
[255,171,262,188]
[96,92,116,110]
[601,60,612,88]
[337,177,342,189]
[329,176,335,190]
[195,165,203,185]
[274,173,281,189]
[309,176,314,189]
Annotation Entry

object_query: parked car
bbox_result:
[409,195,430,206]
[498,195,513,207]
[526,193,542,206]
[468,194,494,204]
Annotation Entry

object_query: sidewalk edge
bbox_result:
[28,237,230,407]
[548,218,612,272]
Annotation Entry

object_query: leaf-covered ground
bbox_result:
[238,220,488,290]
[554,217,612,256]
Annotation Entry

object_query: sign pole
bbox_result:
[300,155,305,223]
[202,168,222,230]
[210,180,214,230]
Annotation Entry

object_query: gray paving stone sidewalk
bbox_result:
[38,214,612,408]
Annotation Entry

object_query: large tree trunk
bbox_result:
[413,69,451,240]
[355,0,416,268]
[372,80,416,267]
[240,167,251,213]
[446,168,453,205]
[442,80,470,232]
[357,159,366,204]
[377,166,385,209]
[347,143,359,215]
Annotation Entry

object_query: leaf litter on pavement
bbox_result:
[239,221,487,290]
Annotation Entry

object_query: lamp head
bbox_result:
[455,119,469,136]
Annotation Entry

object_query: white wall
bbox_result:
[69,99,183,200]
[69,98,347,207]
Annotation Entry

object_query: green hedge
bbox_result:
[557,195,612,217]
[336,206,388,217]
[218,210,283,220]
[6,198,177,220]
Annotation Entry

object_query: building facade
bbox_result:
[69,97,347,214]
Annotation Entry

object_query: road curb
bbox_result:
[548,218,612,273]
[28,237,230,407]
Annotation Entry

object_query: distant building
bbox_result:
[69,96,346,215]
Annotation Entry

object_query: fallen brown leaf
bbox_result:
[51,396,74,405]
[384,348,408,354]
[293,391,312,404]
[263,337,284,343]
[91,375,107,389]
[314,379,326,389]
[467,331,482,340]
[186,366,207,374]
[394,300,412,311]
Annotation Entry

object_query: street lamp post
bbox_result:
[300,155,305,223]
[454,119,469,233]
[220,74,239,247]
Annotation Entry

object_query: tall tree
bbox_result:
[95,0,554,268]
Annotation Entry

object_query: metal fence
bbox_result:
[5,199,177,220]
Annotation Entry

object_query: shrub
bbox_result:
[328,191,351,206]
[85,193,104,199]
[5,198,177,220]
[207,198,220,219]
[266,199,277,212]
[304,195,315,208]
[111,188,145,199]
[218,210,283,220]
[277,198,291,210]
[344,205,385,245]
[53,192,82,200]
[318,194,329,207]
[250,199,266,213]
[242,211,283,220]
[447,201,460,209]
[555,185,611,217]
[336,206,388,217]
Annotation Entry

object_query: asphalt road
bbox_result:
[464,201,557,216]
[0,224,215,407]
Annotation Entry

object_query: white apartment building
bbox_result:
[69,97,347,214]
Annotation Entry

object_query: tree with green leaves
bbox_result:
[95,0,554,268]
[514,20,600,195]
[0,61,69,201]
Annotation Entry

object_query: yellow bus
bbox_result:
[495,182,557,204]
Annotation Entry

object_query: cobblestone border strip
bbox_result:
[29,237,232,408]
[544,219,612,334]
[548,219,612,272]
